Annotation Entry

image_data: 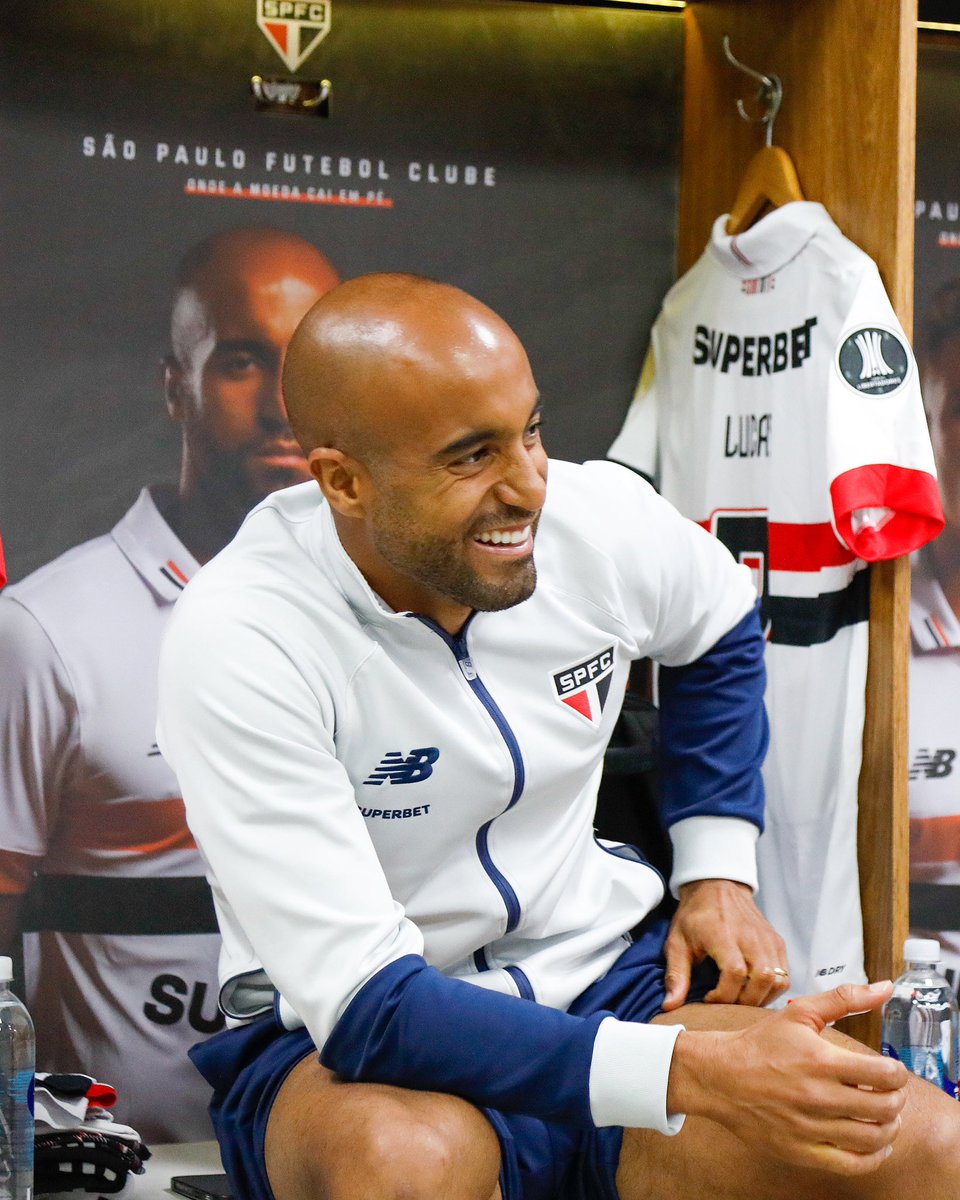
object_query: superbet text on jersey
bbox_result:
[609,201,943,998]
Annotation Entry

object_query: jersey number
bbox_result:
[712,511,770,629]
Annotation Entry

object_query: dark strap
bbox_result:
[910,881,960,932]
[20,874,219,936]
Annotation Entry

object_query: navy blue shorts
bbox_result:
[190,915,718,1200]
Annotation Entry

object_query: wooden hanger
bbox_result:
[722,36,804,236]
[726,145,804,235]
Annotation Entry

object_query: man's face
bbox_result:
[169,249,338,505]
[346,326,548,629]
[923,332,960,534]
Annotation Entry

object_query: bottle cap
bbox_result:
[904,937,941,963]
[0,956,11,982]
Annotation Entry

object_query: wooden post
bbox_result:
[680,0,918,1045]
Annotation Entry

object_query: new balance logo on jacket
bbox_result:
[363,747,440,786]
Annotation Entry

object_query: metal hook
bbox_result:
[722,35,783,147]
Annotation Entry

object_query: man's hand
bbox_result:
[662,878,789,1009]
[667,982,910,1176]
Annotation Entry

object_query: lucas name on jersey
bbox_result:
[692,316,818,377]
[724,413,771,459]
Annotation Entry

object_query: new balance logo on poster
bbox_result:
[909,748,956,780]
[363,748,440,786]
[257,1,332,72]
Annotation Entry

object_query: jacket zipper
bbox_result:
[415,615,525,934]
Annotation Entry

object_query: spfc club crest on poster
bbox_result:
[257,1,332,73]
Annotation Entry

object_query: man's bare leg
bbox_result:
[265,1054,503,1200]
[616,1004,959,1200]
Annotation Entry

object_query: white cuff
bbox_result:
[588,1016,686,1134]
[669,815,759,898]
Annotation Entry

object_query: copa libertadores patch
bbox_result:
[836,325,910,396]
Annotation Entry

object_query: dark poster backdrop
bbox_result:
[910,39,960,993]
[0,2,682,1138]
[0,0,683,582]
[916,40,960,314]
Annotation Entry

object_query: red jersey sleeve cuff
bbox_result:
[831,464,944,561]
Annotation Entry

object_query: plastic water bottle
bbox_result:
[881,937,960,1098]
[0,957,34,1200]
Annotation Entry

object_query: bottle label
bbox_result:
[0,1065,35,1197]
[883,1040,958,1098]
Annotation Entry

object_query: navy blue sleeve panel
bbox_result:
[657,602,768,832]
[321,954,607,1127]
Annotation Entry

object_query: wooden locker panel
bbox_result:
[679,0,918,1045]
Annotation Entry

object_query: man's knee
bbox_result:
[909,1083,958,1164]
[307,1094,499,1200]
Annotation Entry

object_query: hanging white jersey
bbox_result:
[609,201,943,997]
[908,552,960,999]
[0,489,221,1142]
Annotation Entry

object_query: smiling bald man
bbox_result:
[158,274,958,1200]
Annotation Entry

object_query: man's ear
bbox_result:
[163,355,187,422]
[309,447,369,516]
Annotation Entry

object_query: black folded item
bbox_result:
[36,1071,118,1113]
[38,1074,96,1099]
[34,1129,151,1195]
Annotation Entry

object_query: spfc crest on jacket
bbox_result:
[257,1,332,72]
[552,646,615,726]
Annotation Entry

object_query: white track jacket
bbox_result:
[157,459,761,1133]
